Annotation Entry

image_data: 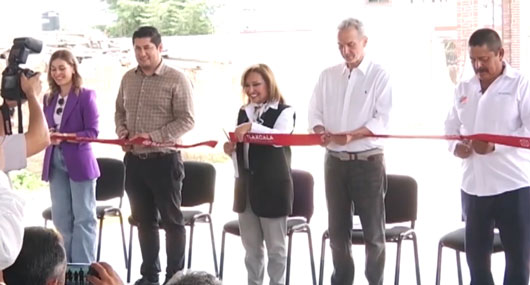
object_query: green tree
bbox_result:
[107,0,148,37]
[178,0,214,35]
[163,0,186,35]
[106,0,213,37]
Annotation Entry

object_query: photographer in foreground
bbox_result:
[0,73,50,272]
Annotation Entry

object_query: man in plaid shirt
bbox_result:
[115,26,194,285]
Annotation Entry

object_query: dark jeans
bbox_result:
[125,152,186,282]
[324,153,387,285]
[462,188,530,285]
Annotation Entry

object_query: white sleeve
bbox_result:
[250,107,295,134]
[444,87,462,153]
[499,75,530,152]
[364,70,392,134]
[3,134,27,172]
[0,171,25,270]
[308,73,325,132]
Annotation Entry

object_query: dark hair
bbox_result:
[3,227,66,285]
[133,26,162,47]
[47,49,83,104]
[468,28,502,54]
[167,271,221,285]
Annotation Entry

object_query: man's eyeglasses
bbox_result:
[56,97,65,115]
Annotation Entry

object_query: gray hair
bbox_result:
[166,270,221,285]
[337,18,366,37]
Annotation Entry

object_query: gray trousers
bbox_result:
[239,202,288,285]
[324,153,387,285]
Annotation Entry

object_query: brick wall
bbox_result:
[456,0,520,69]
[456,0,479,69]
[503,0,520,68]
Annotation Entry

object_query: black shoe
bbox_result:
[134,277,160,285]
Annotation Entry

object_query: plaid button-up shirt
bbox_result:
[115,61,194,154]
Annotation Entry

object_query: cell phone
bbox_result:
[65,263,96,285]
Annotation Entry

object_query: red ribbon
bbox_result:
[371,133,530,149]
[228,132,530,149]
[228,133,322,146]
[50,132,530,150]
[50,134,218,148]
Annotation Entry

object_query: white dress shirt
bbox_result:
[308,57,392,152]
[445,62,530,196]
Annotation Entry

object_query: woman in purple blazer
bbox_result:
[41,49,100,263]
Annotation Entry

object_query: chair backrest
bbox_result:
[181,161,216,207]
[95,158,125,202]
[290,169,314,223]
[384,174,418,224]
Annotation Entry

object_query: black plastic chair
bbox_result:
[42,158,128,266]
[126,161,218,283]
[435,227,504,285]
[218,169,317,285]
[318,174,421,285]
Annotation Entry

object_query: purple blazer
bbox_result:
[42,88,100,182]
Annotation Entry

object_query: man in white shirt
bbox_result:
[308,18,391,285]
[0,73,49,273]
[445,28,530,284]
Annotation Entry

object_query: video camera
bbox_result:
[0,37,42,135]
[1,37,42,101]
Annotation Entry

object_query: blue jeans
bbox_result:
[50,148,97,263]
[325,153,387,285]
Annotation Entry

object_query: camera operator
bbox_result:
[0,72,50,272]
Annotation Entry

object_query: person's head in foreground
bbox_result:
[3,227,66,285]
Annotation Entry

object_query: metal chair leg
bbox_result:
[218,230,226,280]
[286,232,294,285]
[318,231,328,285]
[456,251,463,285]
[119,213,128,268]
[127,224,134,283]
[394,238,403,285]
[187,220,195,269]
[435,242,443,285]
[306,227,317,285]
[412,233,421,285]
[96,217,104,261]
[208,216,219,275]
